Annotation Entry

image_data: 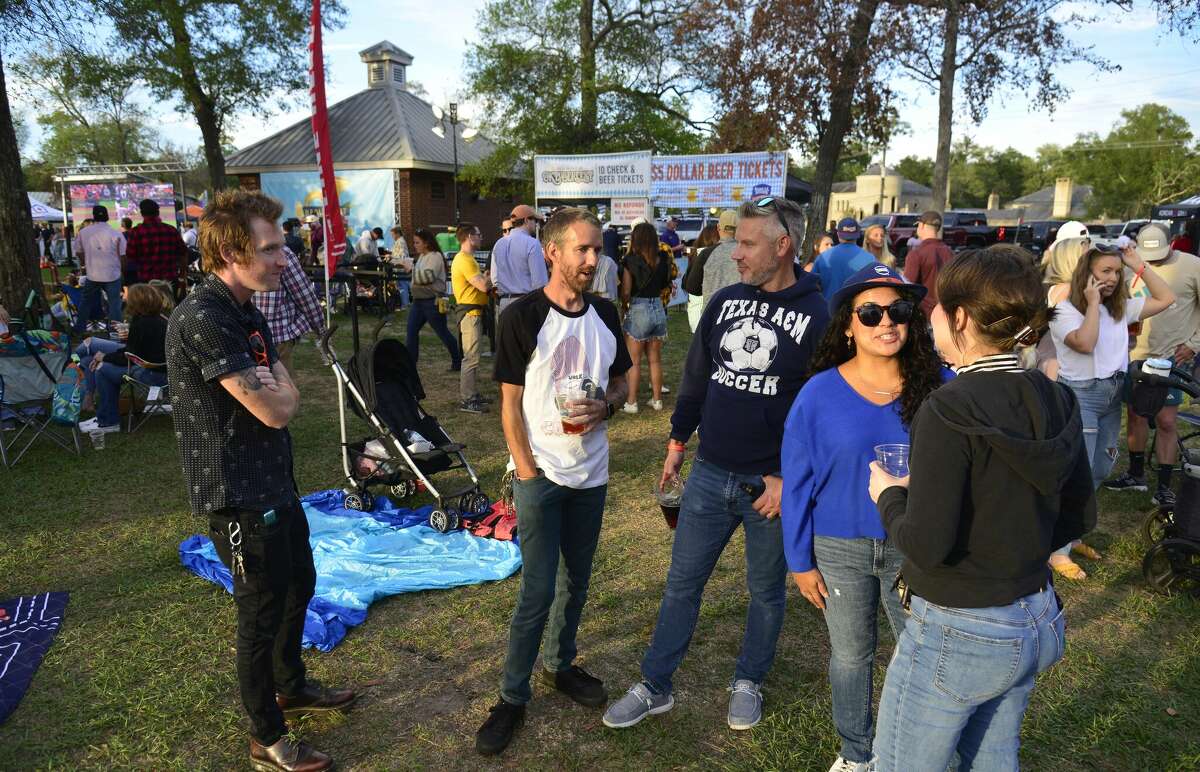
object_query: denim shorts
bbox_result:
[622,296,667,341]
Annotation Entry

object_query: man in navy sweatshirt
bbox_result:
[603,196,829,732]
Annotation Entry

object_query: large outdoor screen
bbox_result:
[68,182,178,229]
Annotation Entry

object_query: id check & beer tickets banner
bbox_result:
[535,151,652,199]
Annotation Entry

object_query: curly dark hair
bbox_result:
[809,289,944,428]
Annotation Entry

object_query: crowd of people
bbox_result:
[39,183,1199,771]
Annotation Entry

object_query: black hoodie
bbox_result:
[876,368,1096,608]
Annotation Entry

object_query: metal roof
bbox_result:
[225,86,497,173]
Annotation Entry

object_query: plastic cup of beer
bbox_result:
[555,388,589,435]
[655,475,683,529]
[874,443,910,478]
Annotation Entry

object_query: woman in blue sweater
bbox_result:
[781,263,948,772]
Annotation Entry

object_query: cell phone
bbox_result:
[263,510,277,526]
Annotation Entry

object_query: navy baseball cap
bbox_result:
[836,217,860,239]
[829,262,927,316]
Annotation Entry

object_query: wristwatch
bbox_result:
[605,401,616,420]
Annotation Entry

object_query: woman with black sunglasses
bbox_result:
[781,263,948,772]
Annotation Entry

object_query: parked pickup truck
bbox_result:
[1014,220,1106,259]
[940,211,1012,251]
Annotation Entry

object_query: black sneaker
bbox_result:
[459,397,488,414]
[1103,473,1148,492]
[475,394,494,404]
[476,699,525,756]
[539,665,607,708]
[1152,486,1177,508]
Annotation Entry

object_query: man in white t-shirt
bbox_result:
[73,204,127,333]
[476,208,631,757]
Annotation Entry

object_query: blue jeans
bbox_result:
[76,337,125,393]
[405,298,460,366]
[74,278,123,331]
[871,587,1065,772]
[622,296,668,341]
[500,474,607,705]
[1060,373,1123,490]
[640,456,787,693]
[814,536,906,764]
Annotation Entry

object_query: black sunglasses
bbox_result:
[754,197,791,239]
[853,299,914,327]
[1088,241,1121,254]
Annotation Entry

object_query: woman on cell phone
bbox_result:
[866,244,1096,771]
[781,263,948,772]
[1046,241,1174,579]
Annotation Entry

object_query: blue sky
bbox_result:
[18,0,1200,169]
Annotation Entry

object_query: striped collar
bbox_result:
[956,353,1024,375]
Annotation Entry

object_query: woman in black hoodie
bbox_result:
[865,245,1095,772]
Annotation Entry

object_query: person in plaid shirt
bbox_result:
[253,246,326,372]
[125,199,188,283]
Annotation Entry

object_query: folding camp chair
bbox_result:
[122,354,170,433]
[0,328,81,468]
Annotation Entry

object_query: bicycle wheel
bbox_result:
[1142,538,1200,596]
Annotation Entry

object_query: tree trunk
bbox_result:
[0,50,42,316]
[804,0,881,257]
[578,0,598,148]
[930,0,959,212]
[164,0,226,191]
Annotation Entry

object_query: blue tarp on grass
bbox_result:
[180,493,522,651]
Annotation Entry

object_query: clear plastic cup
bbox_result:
[874,443,910,477]
[555,388,589,435]
[654,475,683,529]
[89,429,106,450]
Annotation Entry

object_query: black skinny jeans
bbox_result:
[208,499,315,745]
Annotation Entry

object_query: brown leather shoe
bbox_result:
[276,683,356,717]
[249,737,333,772]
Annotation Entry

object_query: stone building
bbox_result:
[829,164,934,221]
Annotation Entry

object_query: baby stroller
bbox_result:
[318,323,490,533]
[1129,359,1200,596]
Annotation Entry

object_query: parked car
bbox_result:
[1014,220,1107,258]
[940,211,1002,251]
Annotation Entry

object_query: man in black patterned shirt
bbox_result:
[167,190,352,772]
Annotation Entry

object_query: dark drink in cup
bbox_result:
[562,419,587,435]
[655,475,684,530]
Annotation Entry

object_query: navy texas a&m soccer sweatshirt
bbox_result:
[669,269,829,475]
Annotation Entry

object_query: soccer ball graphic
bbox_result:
[718,317,779,373]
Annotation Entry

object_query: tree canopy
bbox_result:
[462,0,704,198]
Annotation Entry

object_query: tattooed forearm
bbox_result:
[234,368,263,393]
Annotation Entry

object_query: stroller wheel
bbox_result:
[344,491,373,511]
[471,492,491,516]
[1142,507,1175,544]
[390,482,410,499]
[430,508,461,533]
[1143,538,1200,596]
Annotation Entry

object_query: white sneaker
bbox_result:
[78,417,120,434]
[648,399,663,411]
[622,402,638,414]
[828,757,869,772]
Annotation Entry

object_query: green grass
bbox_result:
[2,307,1199,770]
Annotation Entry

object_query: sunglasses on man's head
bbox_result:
[754,196,791,238]
[853,299,914,327]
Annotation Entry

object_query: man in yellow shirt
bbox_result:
[452,223,493,414]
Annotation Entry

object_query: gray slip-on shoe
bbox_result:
[727,679,763,730]
[602,681,674,728]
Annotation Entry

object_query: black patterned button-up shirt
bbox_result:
[166,274,296,515]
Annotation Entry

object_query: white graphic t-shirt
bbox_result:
[494,290,631,488]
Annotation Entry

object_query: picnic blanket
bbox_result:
[0,592,69,725]
[179,494,523,651]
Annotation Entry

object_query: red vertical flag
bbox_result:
[308,0,346,278]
